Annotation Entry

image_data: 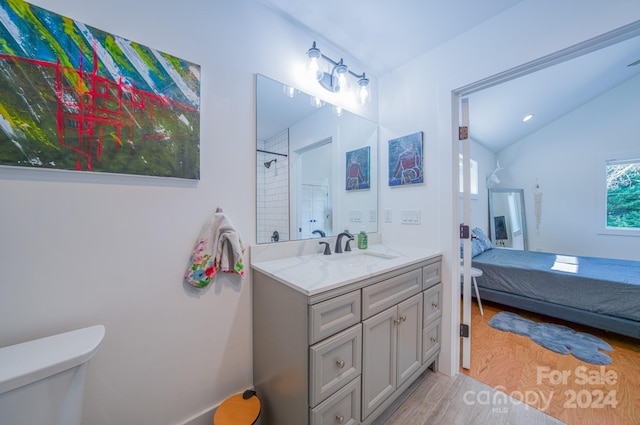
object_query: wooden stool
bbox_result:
[214,390,261,425]
[460,266,484,316]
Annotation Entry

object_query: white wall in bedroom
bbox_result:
[464,140,496,234]
[496,73,640,261]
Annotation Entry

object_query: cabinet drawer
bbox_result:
[310,376,361,425]
[362,269,421,319]
[423,283,442,326]
[310,291,361,345]
[422,319,441,364]
[310,324,362,407]
[422,261,441,290]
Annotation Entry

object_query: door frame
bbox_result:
[450,20,640,374]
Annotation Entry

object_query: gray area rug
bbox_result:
[488,311,613,365]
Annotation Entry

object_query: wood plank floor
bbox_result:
[373,370,564,425]
[461,300,640,425]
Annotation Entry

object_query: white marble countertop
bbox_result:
[250,243,441,296]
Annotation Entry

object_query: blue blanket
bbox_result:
[473,248,640,322]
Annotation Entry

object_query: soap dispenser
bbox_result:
[357,227,368,249]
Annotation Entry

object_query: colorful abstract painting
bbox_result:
[345,146,370,191]
[0,0,201,179]
[388,132,423,186]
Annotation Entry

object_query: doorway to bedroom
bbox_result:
[455,21,640,425]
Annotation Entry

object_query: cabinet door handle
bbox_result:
[400,315,407,322]
[431,336,438,343]
[335,414,344,424]
[336,359,345,369]
[393,318,401,325]
[432,302,438,308]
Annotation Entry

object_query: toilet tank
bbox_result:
[0,325,105,425]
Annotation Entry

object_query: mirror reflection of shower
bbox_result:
[257,146,289,243]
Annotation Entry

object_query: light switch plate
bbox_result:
[349,210,362,222]
[400,209,421,224]
[384,209,393,223]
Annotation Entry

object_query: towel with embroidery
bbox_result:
[185,211,245,288]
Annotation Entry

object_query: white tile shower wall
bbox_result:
[257,130,289,243]
[257,139,266,243]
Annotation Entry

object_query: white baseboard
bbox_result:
[176,405,216,425]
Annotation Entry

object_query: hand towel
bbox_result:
[185,211,245,288]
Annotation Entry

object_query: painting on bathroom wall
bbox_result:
[345,146,370,191]
[0,0,201,179]
[388,131,423,186]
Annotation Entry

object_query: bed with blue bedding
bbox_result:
[471,247,640,339]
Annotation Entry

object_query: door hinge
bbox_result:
[459,224,470,239]
[458,126,469,140]
[460,323,470,338]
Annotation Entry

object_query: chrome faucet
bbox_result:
[335,232,354,253]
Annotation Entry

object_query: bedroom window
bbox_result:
[459,154,478,196]
[606,158,640,231]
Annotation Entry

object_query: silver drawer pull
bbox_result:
[393,318,401,325]
[432,302,438,308]
[336,414,344,424]
[336,359,345,369]
[431,336,438,343]
[400,315,407,322]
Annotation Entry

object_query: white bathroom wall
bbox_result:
[0,1,375,425]
[496,73,640,260]
[377,0,640,376]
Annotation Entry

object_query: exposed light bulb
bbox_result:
[333,62,350,93]
[357,75,370,105]
[522,114,534,122]
[307,43,324,82]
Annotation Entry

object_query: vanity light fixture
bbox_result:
[522,113,534,122]
[306,41,370,105]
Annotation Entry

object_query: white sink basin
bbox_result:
[325,251,398,266]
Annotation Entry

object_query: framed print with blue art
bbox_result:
[388,132,423,186]
[345,146,370,190]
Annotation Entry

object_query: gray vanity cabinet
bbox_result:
[252,255,441,425]
[362,293,422,419]
[422,263,443,366]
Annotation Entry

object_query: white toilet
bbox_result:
[0,324,105,425]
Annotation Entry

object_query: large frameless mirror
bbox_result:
[488,188,528,250]
[256,74,378,244]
